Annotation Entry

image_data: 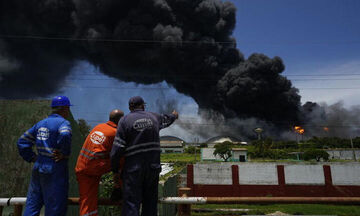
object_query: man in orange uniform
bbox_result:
[75,109,124,216]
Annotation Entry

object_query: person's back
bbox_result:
[17,96,72,216]
[76,121,117,176]
[111,96,178,216]
[30,114,71,170]
[120,110,161,167]
[76,109,124,216]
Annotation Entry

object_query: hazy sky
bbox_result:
[55,0,360,140]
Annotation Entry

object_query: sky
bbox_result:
[232,0,360,105]
[54,0,360,141]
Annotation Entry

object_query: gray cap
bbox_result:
[129,96,145,107]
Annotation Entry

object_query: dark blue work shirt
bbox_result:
[110,109,176,173]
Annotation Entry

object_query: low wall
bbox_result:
[326,149,360,160]
[187,163,360,197]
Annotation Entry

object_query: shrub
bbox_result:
[184,146,198,154]
[303,149,329,161]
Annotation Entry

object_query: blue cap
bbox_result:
[51,96,72,107]
[129,96,145,107]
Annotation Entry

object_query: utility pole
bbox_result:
[350,137,357,161]
[194,137,198,162]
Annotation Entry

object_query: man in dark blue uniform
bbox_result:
[17,96,72,216]
[111,96,178,216]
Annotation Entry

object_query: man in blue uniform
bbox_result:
[17,96,72,216]
[111,96,178,216]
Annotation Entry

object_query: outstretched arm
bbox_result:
[159,110,178,130]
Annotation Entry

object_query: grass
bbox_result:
[191,204,360,216]
[160,153,200,181]
[0,100,85,215]
[0,100,50,197]
[161,153,200,163]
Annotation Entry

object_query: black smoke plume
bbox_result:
[0,0,303,134]
[300,101,360,138]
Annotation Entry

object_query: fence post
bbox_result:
[178,187,191,216]
[13,204,23,216]
[0,206,3,215]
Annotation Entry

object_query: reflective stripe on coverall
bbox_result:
[75,121,123,216]
[110,110,176,216]
[17,114,72,216]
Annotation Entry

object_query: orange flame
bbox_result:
[294,126,305,134]
[323,127,329,132]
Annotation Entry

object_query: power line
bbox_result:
[62,85,360,90]
[285,74,360,77]
[2,34,360,45]
[0,34,235,45]
[68,73,360,78]
[64,77,360,82]
[83,119,360,128]
[71,113,360,125]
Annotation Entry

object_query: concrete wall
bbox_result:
[193,163,232,185]
[187,163,360,197]
[238,163,278,185]
[284,165,325,185]
[326,150,360,160]
[331,164,360,185]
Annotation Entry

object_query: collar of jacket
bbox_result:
[49,113,64,118]
[131,108,144,112]
[106,121,117,128]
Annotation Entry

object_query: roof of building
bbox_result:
[160,135,186,143]
[160,143,184,148]
[206,135,242,144]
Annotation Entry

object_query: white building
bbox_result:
[326,149,360,160]
[160,136,185,153]
[206,135,247,147]
[201,147,248,162]
[232,148,248,162]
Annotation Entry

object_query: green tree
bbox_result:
[184,146,197,154]
[213,141,233,162]
[199,143,208,148]
[303,149,329,162]
[250,138,274,158]
[78,118,91,138]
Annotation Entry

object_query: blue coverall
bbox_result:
[110,109,176,216]
[17,114,72,216]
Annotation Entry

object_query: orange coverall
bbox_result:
[75,121,123,216]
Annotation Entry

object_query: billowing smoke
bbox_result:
[0,0,300,124]
[216,54,301,123]
[0,0,76,97]
[176,108,280,141]
[5,0,357,139]
[300,101,360,138]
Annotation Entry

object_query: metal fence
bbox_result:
[2,188,360,216]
